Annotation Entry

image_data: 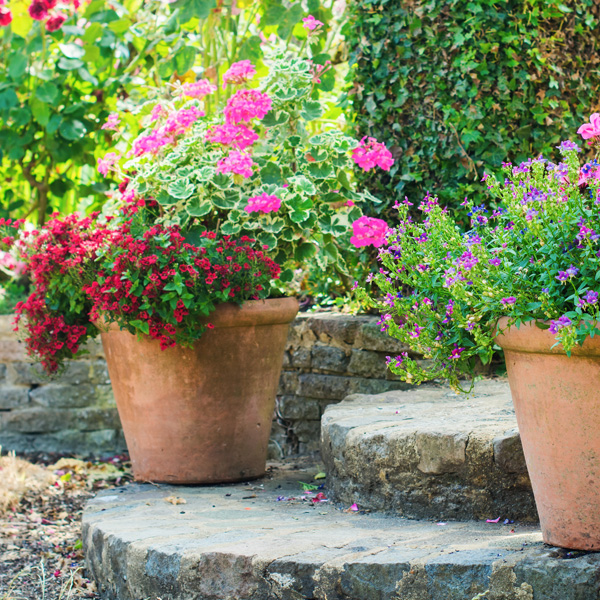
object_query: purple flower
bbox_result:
[488,258,501,267]
[566,265,579,277]
[541,287,549,294]
[409,325,423,338]
[501,296,517,305]
[556,140,582,153]
[549,314,572,334]
[584,290,599,305]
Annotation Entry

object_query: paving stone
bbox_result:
[82,463,600,600]
[321,379,537,521]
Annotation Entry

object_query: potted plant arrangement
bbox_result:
[7,36,393,484]
[358,117,600,550]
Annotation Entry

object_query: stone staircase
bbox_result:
[82,380,600,600]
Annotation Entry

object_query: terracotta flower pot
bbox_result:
[495,317,600,550]
[98,297,299,484]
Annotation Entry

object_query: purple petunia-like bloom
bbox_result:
[488,258,502,267]
[557,265,579,281]
[549,314,572,335]
[556,140,582,153]
[584,290,599,305]
[501,296,517,305]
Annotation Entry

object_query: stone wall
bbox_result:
[0,313,415,457]
[270,313,415,457]
[0,316,125,456]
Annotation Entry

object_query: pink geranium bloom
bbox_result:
[224,90,272,125]
[245,193,281,214]
[101,112,120,131]
[302,15,323,30]
[352,137,394,171]
[150,104,167,122]
[222,60,256,89]
[164,106,204,135]
[97,152,120,176]
[45,13,66,31]
[350,216,389,248]
[216,151,255,179]
[131,129,173,156]
[182,79,217,99]
[577,113,600,140]
[28,1,47,20]
[206,124,258,150]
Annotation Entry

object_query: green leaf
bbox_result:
[108,17,132,34]
[58,57,85,70]
[186,200,212,217]
[260,162,283,185]
[175,46,197,74]
[257,232,277,249]
[82,21,103,42]
[295,242,317,261]
[59,43,86,59]
[308,162,333,179]
[8,54,28,80]
[31,99,50,127]
[36,82,59,105]
[0,89,18,111]
[130,320,150,335]
[289,175,316,195]
[168,179,194,199]
[59,119,87,140]
[221,221,242,235]
[290,209,310,223]
[300,100,323,121]
[173,0,217,22]
[261,110,290,127]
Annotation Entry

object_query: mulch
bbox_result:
[0,453,132,600]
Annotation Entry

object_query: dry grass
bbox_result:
[0,448,54,513]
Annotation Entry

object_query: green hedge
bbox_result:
[346,0,600,213]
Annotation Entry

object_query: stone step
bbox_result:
[83,463,600,600]
[321,379,536,522]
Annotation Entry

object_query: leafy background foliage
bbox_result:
[345,0,600,215]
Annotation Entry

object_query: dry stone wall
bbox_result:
[0,313,416,457]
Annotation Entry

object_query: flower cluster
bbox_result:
[224,89,273,125]
[206,124,258,150]
[216,150,255,179]
[27,0,77,31]
[352,137,394,172]
[13,208,282,374]
[182,79,217,99]
[358,116,600,389]
[222,60,256,88]
[245,193,282,214]
[350,216,389,248]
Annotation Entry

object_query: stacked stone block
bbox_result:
[271,313,418,456]
[0,316,125,455]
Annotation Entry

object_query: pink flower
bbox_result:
[222,60,256,89]
[182,79,217,99]
[101,112,120,131]
[245,193,281,214]
[28,1,48,20]
[164,106,204,135]
[97,152,120,176]
[577,113,600,140]
[206,124,258,150]
[350,216,389,248]
[302,15,323,30]
[352,137,394,171]
[131,129,173,156]
[150,104,167,122]
[0,6,11,26]
[45,13,66,31]
[216,151,255,179]
[224,89,272,125]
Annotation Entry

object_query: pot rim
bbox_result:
[96,296,300,333]
[494,316,600,356]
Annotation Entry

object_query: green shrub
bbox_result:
[345,0,600,213]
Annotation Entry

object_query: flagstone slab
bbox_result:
[321,379,537,521]
[83,463,600,600]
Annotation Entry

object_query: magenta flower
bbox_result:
[131,128,173,156]
[302,15,324,30]
[97,152,120,176]
[245,193,281,214]
[206,124,258,151]
[224,90,272,125]
[216,151,255,179]
[500,296,517,306]
[28,1,48,20]
[549,315,572,334]
[101,112,120,131]
[45,13,66,32]
[164,106,204,135]
[0,6,12,26]
[352,137,394,171]
[222,60,256,89]
[350,216,389,248]
[488,258,501,267]
[182,79,217,99]
[150,104,167,122]
[577,113,600,140]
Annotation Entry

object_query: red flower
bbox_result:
[28,1,48,20]
[0,6,12,26]
[45,13,66,31]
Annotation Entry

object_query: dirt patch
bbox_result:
[0,451,131,600]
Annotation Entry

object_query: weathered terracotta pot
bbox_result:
[495,317,600,550]
[98,297,299,484]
